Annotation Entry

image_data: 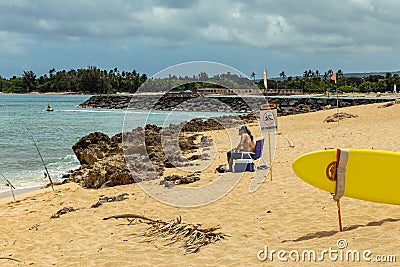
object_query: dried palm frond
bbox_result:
[103,214,228,254]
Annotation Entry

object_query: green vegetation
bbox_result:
[1,67,399,94]
[140,72,254,92]
[0,66,147,94]
[258,69,400,94]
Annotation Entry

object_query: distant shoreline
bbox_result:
[0,91,89,95]
[1,91,399,98]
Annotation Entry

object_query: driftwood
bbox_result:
[287,139,295,148]
[0,257,21,262]
[161,173,200,186]
[91,193,129,208]
[50,206,76,219]
[103,214,228,254]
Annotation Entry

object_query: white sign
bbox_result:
[260,109,277,132]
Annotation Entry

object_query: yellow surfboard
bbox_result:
[292,149,400,205]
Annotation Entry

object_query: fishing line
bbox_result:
[26,128,54,191]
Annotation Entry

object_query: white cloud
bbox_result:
[350,0,375,11]
[200,24,232,43]
[264,15,294,43]
[36,19,60,32]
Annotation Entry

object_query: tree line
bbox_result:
[1,67,399,94]
[0,69,257,94]
[140,71,255,92]
[0,66,147,94]
[258,69,400,93]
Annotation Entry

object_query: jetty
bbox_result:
[78,94,398,115]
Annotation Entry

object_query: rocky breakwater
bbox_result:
[78,94,397,114]
[67,114,256,189]
[79,95,132,109]
[78,93,264,112]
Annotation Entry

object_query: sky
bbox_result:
[1,0,399,79]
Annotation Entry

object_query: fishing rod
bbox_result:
[26,128,54,191]
[0,172,16,201]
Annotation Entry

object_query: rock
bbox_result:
[378,101,400,108]
[72,132,112,165]
[164,181,175,188]
[324,112,358,123]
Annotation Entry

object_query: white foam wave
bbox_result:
[62,109,120,113]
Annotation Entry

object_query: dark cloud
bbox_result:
[0,0,399,77]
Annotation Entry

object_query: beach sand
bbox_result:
[1,102,399,266]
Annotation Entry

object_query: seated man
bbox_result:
[227,125,255,172]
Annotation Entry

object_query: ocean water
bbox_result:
[0,94,234,192]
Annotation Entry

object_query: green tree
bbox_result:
[22,70,37,92]
[9,76,25,92]
[385,72,393,91]
[0,76,6,92]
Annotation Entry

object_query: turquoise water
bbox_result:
[0,94,234,192]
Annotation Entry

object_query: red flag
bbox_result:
[331,72,337,83]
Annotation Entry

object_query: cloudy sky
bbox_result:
[1,0,399,78]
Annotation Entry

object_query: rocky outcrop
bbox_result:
[68,114,256,189]
[72,132,118,166]
[69,127,162,188]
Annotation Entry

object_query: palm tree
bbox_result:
[337,69,343,78]
[250,72,256,83]
[337,69,344,86]
[279,71,287,88]
[49,68,55,78]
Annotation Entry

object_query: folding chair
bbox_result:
[233,138,269,172]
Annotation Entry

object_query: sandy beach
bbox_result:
[1,102,399,266]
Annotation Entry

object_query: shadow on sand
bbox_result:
[282,217,400,243]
